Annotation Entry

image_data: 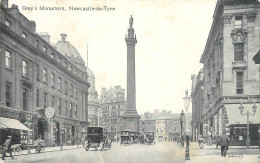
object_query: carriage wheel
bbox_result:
[14,146,22,156]
[85,147,89,151]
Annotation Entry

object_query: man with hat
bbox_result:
[2,136,14,160]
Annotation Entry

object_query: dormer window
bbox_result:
[22,32,26,39]
[58,57,61,62]
[43,46,47,52]
[51,53,55,59]
[5,19,10,26]
[235,16,242,29]
[68,66,72,71]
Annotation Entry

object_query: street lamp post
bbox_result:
[180,110,185,147]
[183,90,190,134]
[239,102,257,147]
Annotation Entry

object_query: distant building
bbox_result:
[100,86,126,139]
[191,70,204,141]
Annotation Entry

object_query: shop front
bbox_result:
[222,104,260,146]
[0,117,32,149]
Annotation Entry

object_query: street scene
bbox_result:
[0,0,260,162]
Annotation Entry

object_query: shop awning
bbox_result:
[0,117,32,131]
[224,104,260,124]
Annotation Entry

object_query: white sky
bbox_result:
[9,0,217,114]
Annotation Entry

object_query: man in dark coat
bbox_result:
[2,136,14,160]
[220,132,229,157]
[214,133,221,149]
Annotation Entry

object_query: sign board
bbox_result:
[45,107,55,119]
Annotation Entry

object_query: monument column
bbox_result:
[122,15,140,132]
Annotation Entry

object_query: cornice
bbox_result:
[0,23,90,87]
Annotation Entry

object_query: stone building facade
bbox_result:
[196,0,260,146]
[0,1,89,147]
[99,86,126,139]
[191,70,204,141]
[54,35,100,127]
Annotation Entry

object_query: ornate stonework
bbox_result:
[231,29,247,43]
[223,14,233,24]
[246,12,257,22]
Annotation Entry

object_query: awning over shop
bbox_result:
[224,104,260,124]
[0,117,32,131]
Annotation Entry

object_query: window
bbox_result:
[43,68,47,83]
[6,82,12,107]
[5,50,11,69]
[64,62,67,68]
[65,81,68,94]
[36,64,39,80]
[44,92,47,108]
[5,19,10,26]
[68,66,72,71]
[58,99,61,115]
[235,16,242,29]
[22,60,28,77]
[64,101,67,117]
[70,103,73,118]
[58,57,61,62]
[234,43,244,61]
[43,46,47,52]
[51,53,55,59]
[51,73,55,87]
[74,70,77,75]
[35,40,39,48]
[36,89,39,107]
[236,72,243,94]
[58,78,61,90]
[23,88,28,111]
[75,105,78,117]
[75,88,78,98]
[70,84,73,96]
[51,96,55,107]
[22,32,26,39]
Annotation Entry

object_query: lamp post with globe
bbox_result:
[239,102,257,147]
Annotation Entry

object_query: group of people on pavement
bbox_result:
[198,131,229,157]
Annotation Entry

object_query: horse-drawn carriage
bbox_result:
[120,130,131,145]
[144,131,155,145]
[84,127,112,151]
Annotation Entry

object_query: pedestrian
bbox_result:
[214,133,221,149]
[36,136,42,153]
[2,136,14,160]
[198,135,204,149]
[220,131,229,157]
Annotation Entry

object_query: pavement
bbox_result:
[186,142,260,163]
[0,142,259,163]
[1,142,184,163]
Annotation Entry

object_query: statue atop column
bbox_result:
[129,15,133,28]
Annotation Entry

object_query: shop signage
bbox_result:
[37,82,77,103]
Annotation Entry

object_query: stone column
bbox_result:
[122,15,140,132]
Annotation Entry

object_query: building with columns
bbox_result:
[196,0,260,146]
[55,35,100,127]
[191,70,204,141]
[0,1,89,147]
